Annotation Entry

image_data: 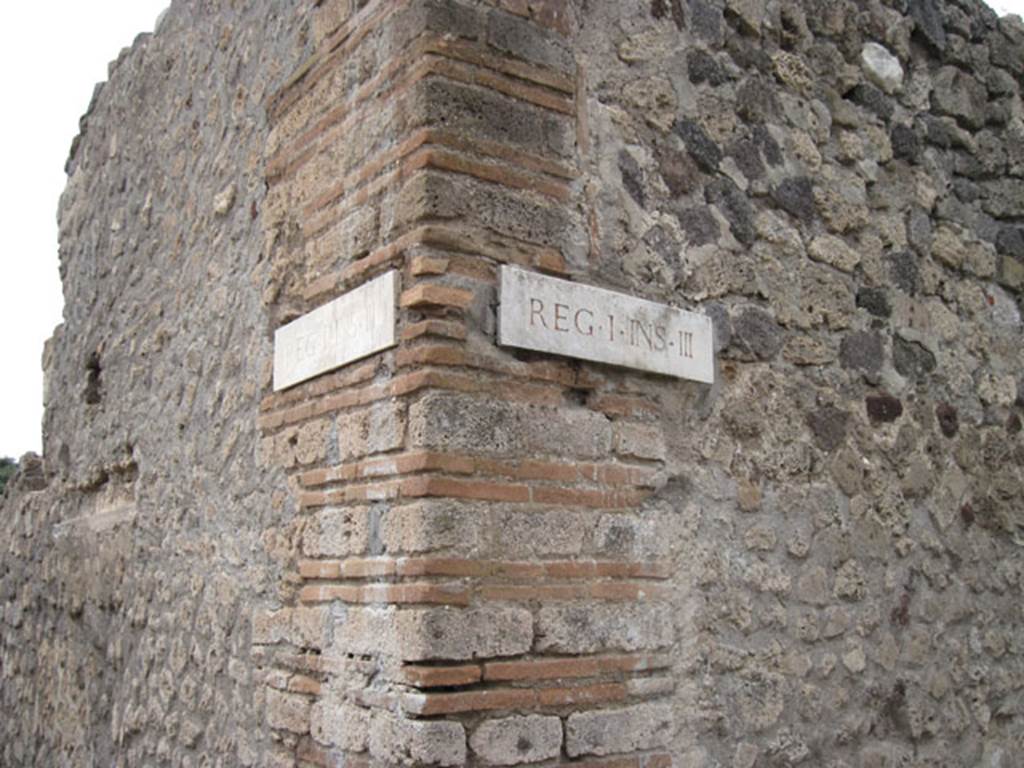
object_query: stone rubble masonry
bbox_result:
[1,0,1023,767]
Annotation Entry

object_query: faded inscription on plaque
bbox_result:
[273,270,398,391]
[498,266,714,382]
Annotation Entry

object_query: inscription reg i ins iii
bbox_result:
[498,266,714,383]
[527,299,698,359]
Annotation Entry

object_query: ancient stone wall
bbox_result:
[2,0,1022,766]
[0,1,312,764]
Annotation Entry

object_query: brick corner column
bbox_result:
[253,2,677,765]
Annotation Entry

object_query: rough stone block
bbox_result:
[418,0,486,40]
[861,42,903,94]
[565,702,673,756]
[252,607,292,645]
[265,689,312,734]
[403,605,534,661]
[808,234,860,273]
[380,501,482,555]
[612,422,666,461]
[332,605,533,661]
[292,605,330,650]
[310,701,369,751]
[593,512,671,559]
[416,78,574,160]
[486,6,574,71]
[303,506,372,557]
[408,391,612,459]
[932,66,987,129]
[535,603,673,654]
[337,400,406,461]
[470,715,563,765]
[370,711,466,766]
[391,172,581,256]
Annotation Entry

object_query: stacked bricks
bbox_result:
[254,0,680,764]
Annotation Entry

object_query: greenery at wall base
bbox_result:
[0,458,16,495]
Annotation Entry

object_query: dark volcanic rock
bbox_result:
[856,288,891,318]
[753,125,783,166]
[619,150,645,206]
[688,0,723,43]
[705,303,732,353]
[676,207,720,246]
[706,178,755,245]
[643,224,680,262]
[687,49,727,85]
[651,0,685,29]
[729,138,766,181]
[909,0,947,53]
[866,394,904,423]
[731,307,783,361]
[840,331,884,375]
[890,250,921,294]
[891,124,921,162]
[674,119,722,173]
[808,406,850,452]
[936,402,959,438]
[997,227,1024,259]
[848,83,895,120]
[656,145,700,197]
[893,337,936,381]
[737,76,778,123]
[772,177,816,222]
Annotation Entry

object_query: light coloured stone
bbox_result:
[861,42,903,94]
[333,606,535,661]
[808,234,861,273]
[213,184,236,216]
[623,76,678,132]
[612,421,666,461]
[265,689,311,734]
[977,371,1017,406]
[743,523,777,551]
[535,603,673,654]
[834,560,867,601]
[469,715,562,765]
[337,400,406,460]
[408,391,611,459]
[796,565,830,605]
[310,701,369,751]
[303,506,371,557]
[617,29,675,63]
[291,606,329,650]
[370,712,466,766]
[735,742,760,768]
[565,703,673,757]
[273,269,398,391]
[737,479,763,511]
[842,643,867,673]
[499,266,714,383]
[251,608,291,645]
[725,0,766,34]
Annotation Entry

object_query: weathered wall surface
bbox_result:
[1,1,311,764]
[571,1,1024,765]
[2,0,1023,766]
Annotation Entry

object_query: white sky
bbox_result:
[0,2,169,459]
[0,1,1022,460]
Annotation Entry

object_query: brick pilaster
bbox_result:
[255,2,677,764]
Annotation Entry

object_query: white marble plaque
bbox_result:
[273,270,399,391]
[498,266,714,383]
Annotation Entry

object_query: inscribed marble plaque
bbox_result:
[273,270,398,391]
[498,266,714,382]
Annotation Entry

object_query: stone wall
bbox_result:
[2,0,1022,766]
[0,1,312,765]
